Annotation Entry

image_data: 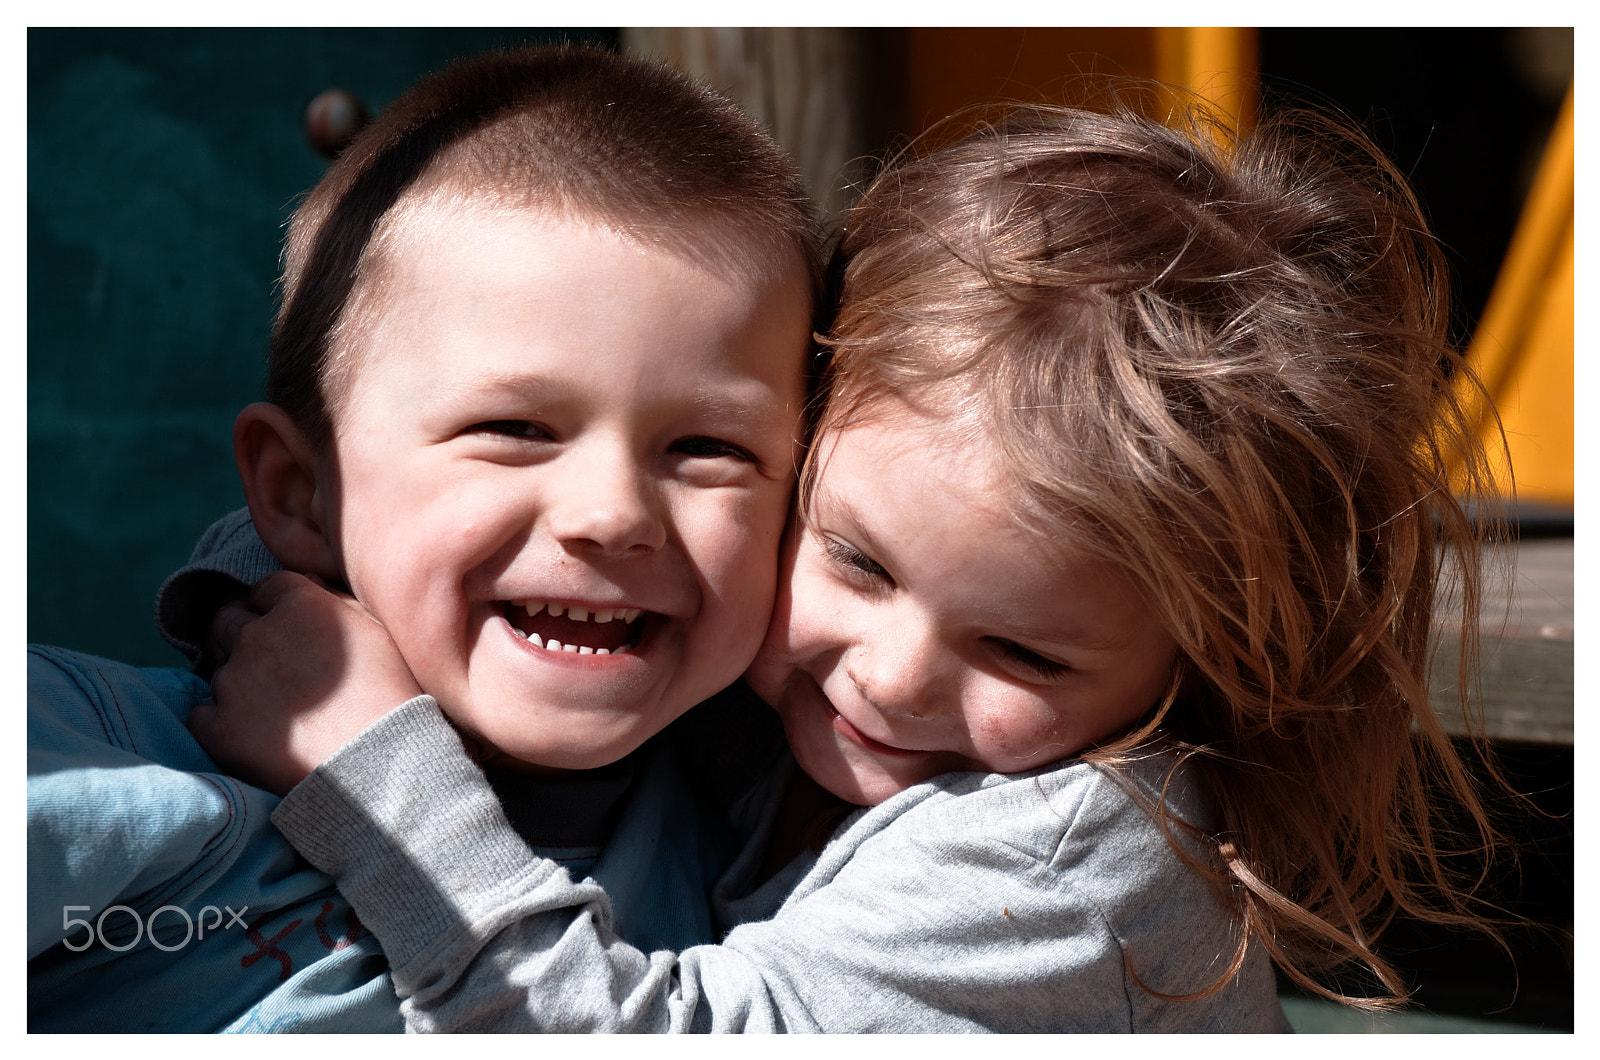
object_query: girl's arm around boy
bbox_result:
[270,695,1288,1033]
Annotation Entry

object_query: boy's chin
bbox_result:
[449,711,661,775]
[472,737,645,775]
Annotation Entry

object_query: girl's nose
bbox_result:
[846,616,945,721]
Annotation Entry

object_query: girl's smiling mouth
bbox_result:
[503,599,649,655]
[830,707,922,757]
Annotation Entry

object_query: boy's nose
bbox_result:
[545,450,667,557]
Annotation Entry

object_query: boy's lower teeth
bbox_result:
[517,631,631,655]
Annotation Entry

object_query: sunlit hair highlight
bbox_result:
[814,98,1508,1009]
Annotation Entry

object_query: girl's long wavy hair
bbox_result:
[815,97,1509,1009]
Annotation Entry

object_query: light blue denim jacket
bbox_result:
[28,643,403,1031]
[26,510,742,1032]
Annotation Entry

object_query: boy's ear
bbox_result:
[233,402,341,581]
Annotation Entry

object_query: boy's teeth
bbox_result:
[516,601,643,624]
[522,637,631,656]
[508,602,642,656]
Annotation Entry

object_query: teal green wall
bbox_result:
[29,28,615,666]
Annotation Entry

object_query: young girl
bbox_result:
[199,98,1504,1031]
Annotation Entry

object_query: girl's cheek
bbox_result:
[775,565,832,653]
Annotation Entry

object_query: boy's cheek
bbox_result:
[694,489,789,586]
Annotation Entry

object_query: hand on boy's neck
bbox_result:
[189,570,425,796]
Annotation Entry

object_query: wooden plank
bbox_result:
[1431,538,1573,744]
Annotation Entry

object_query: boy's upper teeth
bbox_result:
[521,600,642,623]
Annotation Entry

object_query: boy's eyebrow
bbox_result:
[434,370,788,429]
[687,387,790,431]
[431,369,554,406]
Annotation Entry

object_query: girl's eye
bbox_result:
[672,436,757,462]
[991,639,1071,681]
[469,420,550,440]
[822,536,891,583]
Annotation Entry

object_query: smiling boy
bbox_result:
[235,197,809,776]
[27,46,817,1032]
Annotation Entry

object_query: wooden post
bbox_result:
[621,28,892,216]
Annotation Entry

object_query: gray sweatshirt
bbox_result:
[274,697,1290,1032]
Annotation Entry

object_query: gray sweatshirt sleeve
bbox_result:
[273,698,744,1032]
[273,697,1288,1033]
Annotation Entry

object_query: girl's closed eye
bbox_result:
[989,638,1072,681]
[822,535,892,583]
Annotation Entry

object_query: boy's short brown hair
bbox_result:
[270,44,822,451]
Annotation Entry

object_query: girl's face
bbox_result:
[745,398,1181,806]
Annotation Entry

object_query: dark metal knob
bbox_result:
[304,89,369,159]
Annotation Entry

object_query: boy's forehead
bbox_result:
[330,198,812,417]
[375,193,810,304]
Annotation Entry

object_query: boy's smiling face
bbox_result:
[318,204,810,770]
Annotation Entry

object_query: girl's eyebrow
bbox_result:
[1002,616,1122,655]
[809,489,893,560]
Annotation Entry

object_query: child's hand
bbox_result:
[188,570,425,795]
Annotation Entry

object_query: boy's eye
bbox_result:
[672,435,757,462]
[468,420,550,440]
[990,638,1071,681]
[822,536,891,583]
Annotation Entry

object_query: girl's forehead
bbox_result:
[815,385,1117,560]
[813,401,1008,510]
[822,382,989,449]
[810,401,1148,625]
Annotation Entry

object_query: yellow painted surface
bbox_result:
[1153,27,1258,131]
[1458,86,1575,506]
